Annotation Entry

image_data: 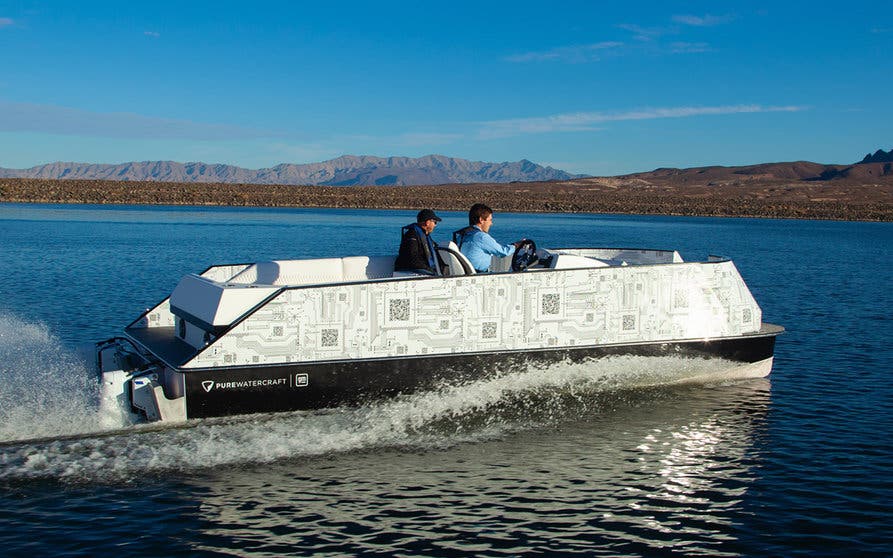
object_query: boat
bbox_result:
[93,243,783,423]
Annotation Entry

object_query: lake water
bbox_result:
[0,203,891,556]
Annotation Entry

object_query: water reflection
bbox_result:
[184,380,770,556]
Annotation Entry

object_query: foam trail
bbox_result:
[0,353,741,483]
[0,312,112,442]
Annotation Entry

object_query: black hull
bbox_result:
[182,331,778,419]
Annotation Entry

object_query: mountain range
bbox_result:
[0,155,580,186]
[1,150,889,187]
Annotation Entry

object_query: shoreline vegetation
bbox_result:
[1,177,891,221]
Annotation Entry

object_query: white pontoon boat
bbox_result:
[94,244,782,422]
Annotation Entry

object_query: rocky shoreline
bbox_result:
[2,177,891,221]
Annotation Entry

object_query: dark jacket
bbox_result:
[395,223,440,274]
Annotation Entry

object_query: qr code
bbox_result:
[321,328,339,347]
[482,322,497,339]
[742,308,752,324]
[542,293,560,315]
[389,298,410,321]
[674,289,688,308]
[273,325,283,336]
[622,315,636,331]
[440,319,450,330]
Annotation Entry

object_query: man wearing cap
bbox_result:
[394,209,444,275]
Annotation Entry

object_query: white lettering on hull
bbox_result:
[200,376,308,392]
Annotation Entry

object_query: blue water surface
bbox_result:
[0,203,891,556]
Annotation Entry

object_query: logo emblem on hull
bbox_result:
[202,380,215,392]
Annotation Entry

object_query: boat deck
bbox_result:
[754,323,785,337]
[125,326,196,368]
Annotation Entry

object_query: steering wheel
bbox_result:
[511,239,539,272]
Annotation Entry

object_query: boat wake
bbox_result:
[0,313,112,443]
[0,312,756,484]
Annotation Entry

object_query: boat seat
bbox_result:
[342,256,398,281]
[226,256,398,286]
[440,242,475,275]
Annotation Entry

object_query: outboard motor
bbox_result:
[95,338,187,424]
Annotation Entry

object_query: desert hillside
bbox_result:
[2,158,891,221]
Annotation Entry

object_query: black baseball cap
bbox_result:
[417,209,442,222]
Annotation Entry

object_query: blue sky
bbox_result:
[0,1,890,175]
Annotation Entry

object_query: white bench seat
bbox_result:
[226,256,398,286]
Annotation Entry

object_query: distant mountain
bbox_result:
[860,149,893,164]
[0,155,581,186]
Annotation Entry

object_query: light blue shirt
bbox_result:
[459,226,515,272]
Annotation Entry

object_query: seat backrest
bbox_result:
[228,257,397,286]
[441,242,475,275]
[342,255,397,281]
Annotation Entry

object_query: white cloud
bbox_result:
[506,42,624,63]
[670,41,713,54]
[672,14,735,27]
[0,17,14,27]
[616,23,667,42]
[509,14,733,63]
[478,105,807,139]
[0,100,280,140]
[144,31,160,38]
[478,114,603,139]
[616,15,733,50]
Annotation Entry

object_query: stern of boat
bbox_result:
[94,338,187,424]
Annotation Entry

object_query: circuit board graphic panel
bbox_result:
[184,261,761,369]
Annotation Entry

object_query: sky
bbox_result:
[0,1,890,176]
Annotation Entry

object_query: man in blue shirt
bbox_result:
[456,203,521,272]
